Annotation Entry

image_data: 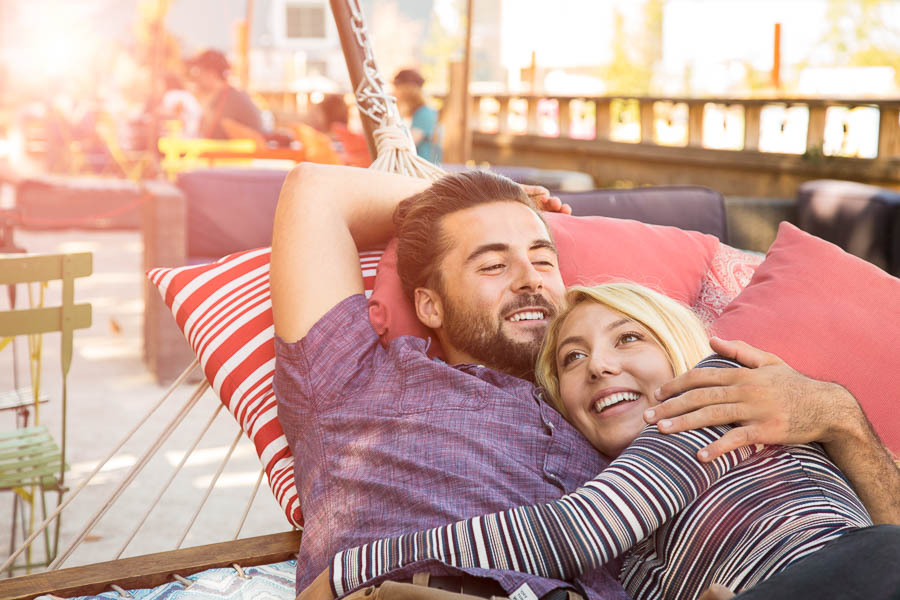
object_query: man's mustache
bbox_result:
[500,294,557,319]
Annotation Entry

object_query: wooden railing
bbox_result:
[440,92,900,197]
[466,94,900,160]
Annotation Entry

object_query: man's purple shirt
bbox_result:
[275,294,629,600]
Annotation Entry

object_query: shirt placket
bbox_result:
[534,388,572,492]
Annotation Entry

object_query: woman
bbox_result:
[313,283,871,600]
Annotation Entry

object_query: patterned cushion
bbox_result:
[148,248,383,528]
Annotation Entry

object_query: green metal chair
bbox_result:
[0,253,92,573]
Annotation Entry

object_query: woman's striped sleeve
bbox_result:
[331,424,759,595]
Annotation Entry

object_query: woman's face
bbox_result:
[555,301,674,457]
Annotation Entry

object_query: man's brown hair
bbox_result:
[393,170,544,300]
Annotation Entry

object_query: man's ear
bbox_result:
[414,287,444,330]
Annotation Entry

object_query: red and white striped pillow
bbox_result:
[148,247,383,528]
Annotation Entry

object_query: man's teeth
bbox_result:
[593,392,640,412]
[509,311,545,322]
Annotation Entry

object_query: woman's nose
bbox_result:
[588,350,622,379]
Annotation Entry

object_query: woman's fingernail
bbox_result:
[659,419,672,429]
[644,409,655,419]
[699,449,709,460]
[654,387,662,399]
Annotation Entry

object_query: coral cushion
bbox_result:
[148,247,383,528]
[369,212,723,356]
[712,222,900,455]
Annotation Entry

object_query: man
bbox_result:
[271,163,899,600]
[185,48,266,141]
[392,69,442,164]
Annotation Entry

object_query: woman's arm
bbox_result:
[331,424,758,596]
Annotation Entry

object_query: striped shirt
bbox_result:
[331,357,872,600]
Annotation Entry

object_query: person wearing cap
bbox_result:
[392,69,442,164]
[185,49,265,141]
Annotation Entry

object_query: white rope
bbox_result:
[233,467,266,541]
[176,428,243,549]
[342,0,445,181]
[49,378,211,570]
[114,402,225,559]
[369,117,445,181]
[0,359,201,573]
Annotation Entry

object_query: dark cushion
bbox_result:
[176,168,729,260]
[177,168,289,261]
[559,185,728,242]
[796,179,900,276]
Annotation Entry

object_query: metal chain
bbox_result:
[347,0,402,126]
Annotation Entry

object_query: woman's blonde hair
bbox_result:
[535,282,711,415]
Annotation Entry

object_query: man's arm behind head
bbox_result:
[270,163,429,343]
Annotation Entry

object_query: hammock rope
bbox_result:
[50,379,211,569]
[175,428,243,550]
[114,402,226,560]
[345,0,446,181]
[0,359,202,573]
[234,468,267,541]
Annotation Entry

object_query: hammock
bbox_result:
[1,1,445,596]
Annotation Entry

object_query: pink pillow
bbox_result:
[369,212,722,356]
[148,247,384,528]
[713,222,900,455]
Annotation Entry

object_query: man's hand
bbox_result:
[644,337,900,524]
[523,185,572,215]
[296,568,335,600]
[643,337,861,462]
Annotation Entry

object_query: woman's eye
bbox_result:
[561,350,587,366]
[619,332,642,345]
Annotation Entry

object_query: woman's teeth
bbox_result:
[593,391,641,412]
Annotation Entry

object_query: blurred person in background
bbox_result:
[392,69,442,164]
[185,49,265,141]
[160,72,202,137]
[317,94,370,167]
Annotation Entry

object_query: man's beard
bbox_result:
[441,292,557,380]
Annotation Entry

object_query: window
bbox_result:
[285,4,326,39]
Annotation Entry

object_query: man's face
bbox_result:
[428,201,566,378]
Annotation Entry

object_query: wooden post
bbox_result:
[772,23,781,90]
[526,97,539,135]
[877,105,899,161]
[743,104,761,151]
[497,96,510,134]
[806,104,827,155]
[639,100,655,144]
[329,0,378,160]
[460,0,474,161]
[469,96,480,137]
[595,98,611,140]
[442,61,467,163]
[688,101,704,147]
[557,99,571,139]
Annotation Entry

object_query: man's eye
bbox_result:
[534,260,555,268]
[480,264,504,272]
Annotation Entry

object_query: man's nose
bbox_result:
[512,259,543,293]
